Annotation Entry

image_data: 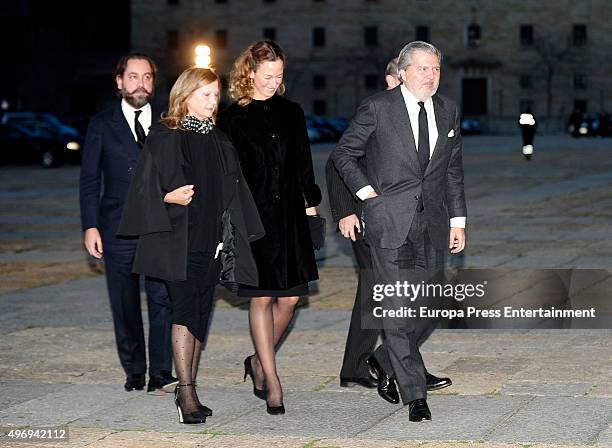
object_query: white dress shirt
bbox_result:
[355,86,466,228]
[121,99,152,142]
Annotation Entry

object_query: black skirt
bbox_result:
[237,283,308,298]
[165,251,221,341]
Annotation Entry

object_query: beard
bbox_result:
[121,87,153,109]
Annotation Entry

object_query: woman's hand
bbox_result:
[164,185,195,206]
[305,207,318,216]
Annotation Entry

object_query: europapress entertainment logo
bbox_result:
[372,280,488,302]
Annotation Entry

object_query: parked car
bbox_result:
[306,115,346,142]
[306,122,323,142]
[0,122,82,167]
[460,119,482,135]
[1,112,80,140]
[578,113,599,137]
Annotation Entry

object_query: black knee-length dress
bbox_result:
[165,125,223,340]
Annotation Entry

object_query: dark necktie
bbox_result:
[134,110,146,149]
[417,101,430,174]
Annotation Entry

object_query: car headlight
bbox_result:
[66,141,80,150]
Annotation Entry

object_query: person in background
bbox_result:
[385,57,401,90]
[519,108,537,160]
[79,53,176,395]
[325,56,403,403]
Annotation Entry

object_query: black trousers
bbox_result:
[340,238,379,379]
[368,211,444,404]
[103,237,173,377]
[521,125,535,145]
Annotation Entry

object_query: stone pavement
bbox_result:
[0,136,611,447]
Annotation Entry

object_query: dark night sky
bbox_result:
[0,0,130,121]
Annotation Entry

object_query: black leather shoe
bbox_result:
[426,372,452,391]
[408,398,431,422]
[365,355,399,404]
[147,371,179,394]
[124,374,145,392]
[340,376,378,388]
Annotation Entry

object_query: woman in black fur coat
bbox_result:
[218,40,321,415]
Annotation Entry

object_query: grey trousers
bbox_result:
[368,211,444,404]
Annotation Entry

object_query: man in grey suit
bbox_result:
[331,41,466,422]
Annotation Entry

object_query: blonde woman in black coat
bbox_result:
[219,40,321,415]
[118,67,264,424]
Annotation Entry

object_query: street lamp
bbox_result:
[195,44,211,68]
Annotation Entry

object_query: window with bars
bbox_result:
[574,73,587,89]
[573,24,587,46]
[215,29,228,49]
[167,30,178,50]
[313,100,327,115]
[520,25,533,46]
[520,74,532,89]
[313,27,326,47]
[467,24,481,47]
[364,26,378,47]
[313,75,326,90]
[263,27,276,40]
[365,74,378,90]
[415,25,429,42]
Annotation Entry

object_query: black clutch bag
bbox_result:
[307,215,326,250]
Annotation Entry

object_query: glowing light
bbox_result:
[195,45,212,68]
[66,141,80,151]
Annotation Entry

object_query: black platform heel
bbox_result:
[174,383,207,424]
[243,355,266,400]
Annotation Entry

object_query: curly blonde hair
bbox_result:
[228,39,286,107]
[160,67,220,129]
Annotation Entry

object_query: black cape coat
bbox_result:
[218,95,321,291]
[117,123,265,288]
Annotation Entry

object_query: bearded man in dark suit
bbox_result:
[79,54,176,394]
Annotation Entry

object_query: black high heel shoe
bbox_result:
[174,384,207,424]
[265,379,285,415]
[192,382,213,417]
[266,393,285,415]
[243,355,266,400]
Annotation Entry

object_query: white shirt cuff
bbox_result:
[356,185,375,201]
[450,217,466,228]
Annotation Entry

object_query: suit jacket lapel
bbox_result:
[425,95,450,176]
[387,87,420,170]
[110,102,140,156]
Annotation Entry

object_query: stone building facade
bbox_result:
[132,0,612,132]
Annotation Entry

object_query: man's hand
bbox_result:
[339,214,361,242]
[84,227,103,259]
[306,207,318,216]
[164,185,194,206]
[449,227,466,254]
